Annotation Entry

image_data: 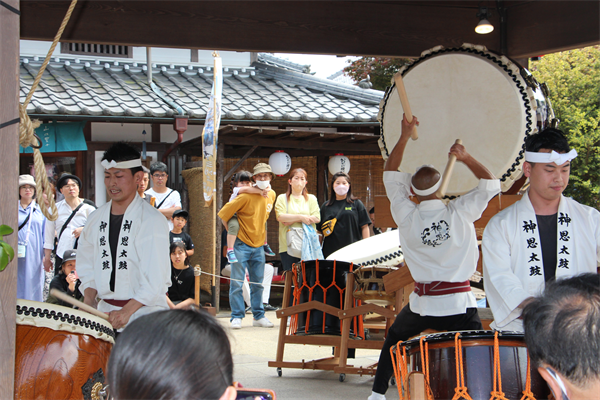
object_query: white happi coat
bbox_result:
[482,191,600,331]
[384,171,501,316]
[78,194,171,324]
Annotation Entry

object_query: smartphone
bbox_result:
[235,389,275,400]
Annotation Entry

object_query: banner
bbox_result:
[202,54,223,206]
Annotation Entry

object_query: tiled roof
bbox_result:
[256,53,310,73]
[20,56,383,123]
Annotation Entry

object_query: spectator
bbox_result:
[145,161,181,230]
[275,167,320,270]
[17,174,46,302]
[137,166,155,206]
[46,249,83,307]
[107,309,238,400]
[170,209,194,256]
[166,242,196,310]
[43,174,95,275]
[317,172,370,259]
[369,207,383,235]
[522,273,600,400]
[217,163,277,329]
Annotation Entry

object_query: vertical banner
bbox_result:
[202,53,223,207]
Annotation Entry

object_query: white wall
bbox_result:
[20,40,251,67]
[91,122,203,143]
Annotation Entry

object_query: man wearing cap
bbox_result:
[145,161,181,231]
[43,174,96,275]
[483,128,600,332]
[170,209,194,256]
[217,162,277,329]
[77,142,171,330]
[369,115,500,400]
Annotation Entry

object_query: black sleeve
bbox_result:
[316,202,329,232]
[355,200,372,227]
[185,233,194,250]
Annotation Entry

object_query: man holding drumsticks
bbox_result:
[369,115,500,400]
[78,142,171,330]
[482,128,600,332]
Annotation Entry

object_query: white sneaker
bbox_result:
[252,317,274,328]
[368,391,386,400]
[230,318,242,329]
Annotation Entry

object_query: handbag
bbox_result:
[321,203,346,237]
[285,196,304,258]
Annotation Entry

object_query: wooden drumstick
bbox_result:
[436,139,463,198]
[393,72,418,140]
[49,289,110,321]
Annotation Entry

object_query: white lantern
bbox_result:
[328,153,351,175]
[269,150,291,176]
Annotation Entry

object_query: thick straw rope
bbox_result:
[18,0,78,221]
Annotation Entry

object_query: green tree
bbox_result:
[343,57,412,91]
[530,46,600,209]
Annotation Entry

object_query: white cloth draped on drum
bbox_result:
[482,191,600,332]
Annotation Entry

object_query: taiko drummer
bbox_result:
[78,142,171,330]
[369,115,500,400]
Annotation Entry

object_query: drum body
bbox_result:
[353,266,398,306]
[15,300,115,400]
[379,44,555,197]
[396,331,551,399]
[292,260,353,335]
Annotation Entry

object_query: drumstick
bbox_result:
[393,72,418,141]
[436,139,463,198]
[49,289,110,321]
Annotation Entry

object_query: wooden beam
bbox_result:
[317,155,327,205]
[0,0,20,397]
[219,135,379,153]
[19,1,500,57]
[151,122,160,142]
[214,144,225,312]
[223,145,259,182]
[506,1,600,58]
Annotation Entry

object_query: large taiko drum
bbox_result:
[391,330,551,400]
[379,43,556,197]
[291,260,356,336]
[15,299,115,400]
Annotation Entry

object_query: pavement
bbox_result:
[215,311,400,400]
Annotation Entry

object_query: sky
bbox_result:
[273,53,359,78]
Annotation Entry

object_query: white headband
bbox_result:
[524,149,577,165]
[101,159,143,170]
[411,176,441,196]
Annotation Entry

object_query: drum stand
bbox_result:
[268,271,405,382]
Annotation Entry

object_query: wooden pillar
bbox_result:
[213,143,225,311]
[151,123,161,142]
[316,155,327,205]
[0,0,20,397]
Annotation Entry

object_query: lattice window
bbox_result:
[61,43,131,58]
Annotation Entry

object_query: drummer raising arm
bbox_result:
[369,115,500,400]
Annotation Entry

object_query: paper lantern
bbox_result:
[269,150,291,176]
[328,153,351,175]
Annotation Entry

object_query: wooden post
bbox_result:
[316,155,327,205]
[213,144,224,311]
[0,1,20,397]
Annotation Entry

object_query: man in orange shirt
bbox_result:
[218,163,276,329]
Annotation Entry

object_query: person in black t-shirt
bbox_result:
[46,249,83,307]
[166,241,196,309]
[169,209,194,256]
[317,172,371,259]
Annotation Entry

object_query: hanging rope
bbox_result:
[520,353,536,400]
[452,332,473,400]
[19,0,78,221]
[490,331,509,400]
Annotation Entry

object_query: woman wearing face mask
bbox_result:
[317,172,371,259]
[275,168,321,270]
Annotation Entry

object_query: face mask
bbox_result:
[255,180,270,190]
[334,185,349,196]
[546,368,570,400]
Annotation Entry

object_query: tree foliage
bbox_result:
[530,46,600,209]
[343,57,412,91]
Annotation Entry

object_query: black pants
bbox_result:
[372,304,482,395]
[54,255,63,276]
